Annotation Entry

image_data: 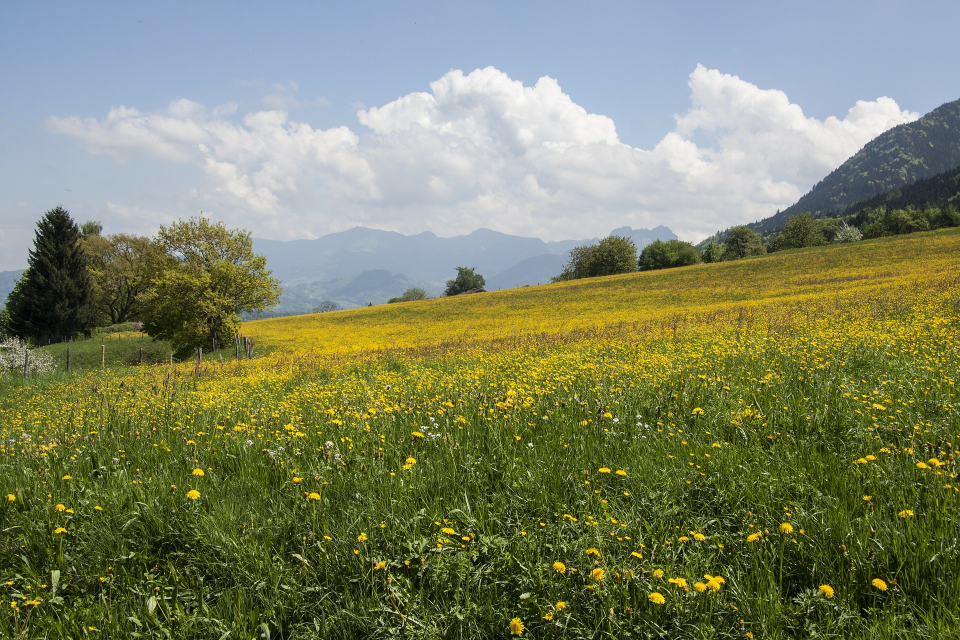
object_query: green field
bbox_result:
[1,231,958,639]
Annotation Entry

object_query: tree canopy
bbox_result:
[141,217,280,356]
[722,226,765,260]
[553,235,637,281]
[638,239,701,270]
[769,213,826,252]
[388,287,428,303]
[5,206,95,342]
[84,232,161,324]
[445,267,485,296]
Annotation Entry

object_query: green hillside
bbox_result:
[754,97,960,234]
[843,163,960,219]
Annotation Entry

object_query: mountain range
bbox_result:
[252,225,677,314]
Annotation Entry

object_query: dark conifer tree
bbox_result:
[6,206,95,342]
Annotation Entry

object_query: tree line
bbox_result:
[1,207,281,357]
[550,202,960,283]
[549,229,764,282]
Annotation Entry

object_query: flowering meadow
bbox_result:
[1,229,958,639]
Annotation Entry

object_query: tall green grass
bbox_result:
[0,246,958,639]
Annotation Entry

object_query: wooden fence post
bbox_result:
[139,347,143,365]
[66,347,71,373]
[101,344,105,367]
[197,347,202,363]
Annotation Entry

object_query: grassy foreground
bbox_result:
[1,230,959,639]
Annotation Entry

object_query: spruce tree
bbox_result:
[6,206,95,342]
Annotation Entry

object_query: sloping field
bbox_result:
[246,229,960,356]
[1,229,958,639]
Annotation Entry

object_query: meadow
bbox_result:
[0,229,958,639]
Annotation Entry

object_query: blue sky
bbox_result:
[1,0,958,270]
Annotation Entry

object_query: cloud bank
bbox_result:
[48,65,918,241]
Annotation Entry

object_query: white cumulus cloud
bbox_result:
[47,65,918,242]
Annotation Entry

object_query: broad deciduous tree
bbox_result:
[84,233,161,324]
[388,287,428,303]
[775,213,826,251]
[638,239,701,270]
[722,226,765,260]
[141,217,280,356]
[553,235,637,281]
[445,267,485,296]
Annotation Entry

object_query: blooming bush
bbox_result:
[0,337,57,375]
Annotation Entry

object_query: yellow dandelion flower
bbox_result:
[916,462,928,469]
[615,469,627,476]
[373,561,386,570]
[653,569,664,578]
[779,522,793,535]
[5,494,14,502]
[411,431,424,438]
[872,579,888,591]
[62,475,72,480]
[747,532,762,542]
[694,581,707,592]
[293,477,302,483]
[186,490,200,500]
[357,532,368,542]
[54,527,67,534]
[590,568,605,582]
[552,561,566,573]
[599,467,611,474]
[819,585,834,599]
[55,503,66,512]
[692,407,704,415]
[555,601,566,610]
[862,495,871,502]
[94,505,103,511]
[668,577,688,590]
[405,457,417,465]
[192,468,204,476]
[648,592,665,605]
[510,617,525,635]
[705,575,725,591]
[678,536,689,542]
[441,527,456,535]
[307,492,321,500]
[631,551,643,559]
[898,509,914,518]
[693,533,706,541]
[586,548,600,556]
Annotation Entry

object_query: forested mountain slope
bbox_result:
[754,97,960,234]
